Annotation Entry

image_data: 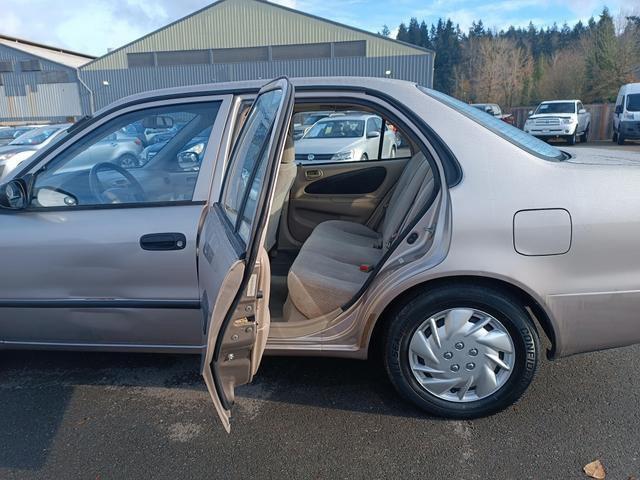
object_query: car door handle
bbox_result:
[140,233,186,251]
[305,169,323,180]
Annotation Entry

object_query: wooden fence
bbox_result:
[509,103,615,141]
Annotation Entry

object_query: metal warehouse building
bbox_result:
[0,35,94,124]
[79,0,434,111]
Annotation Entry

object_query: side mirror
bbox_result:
[0,179,28,210]
[177,151,200,171]
[367,130,381,139]
[578,108,587,114]
[615,105,623,114]
[528,110,534,116]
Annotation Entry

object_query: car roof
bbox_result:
[95,77,419,116]
[620,83,640,93]
[539,100,580,104]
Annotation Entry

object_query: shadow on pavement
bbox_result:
[0,349,431,470]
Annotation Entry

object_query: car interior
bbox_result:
[265,103,438,328]
[31,102,221,208]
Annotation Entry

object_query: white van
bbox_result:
[613,83,640,144]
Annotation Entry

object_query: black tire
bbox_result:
[580,126,589,143]
[617,132,626,145]
[383,284,540,419]
[566,132,576,145]
[612,130,618,143]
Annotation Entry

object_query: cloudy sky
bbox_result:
[2,0,631,56]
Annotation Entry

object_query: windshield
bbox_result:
[10,126,62,146]
[421,87,565,162]
[626,94,640,112]
[303,119,365,139]
[0,129,16,140]
[534,102,575,115]
[302,114,326,126]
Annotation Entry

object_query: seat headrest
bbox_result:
[281,133,295,164]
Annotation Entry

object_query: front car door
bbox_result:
[199,78,294,431]
[577,102,586,132]
[0,95,231,350]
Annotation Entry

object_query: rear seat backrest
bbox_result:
[380,152,432,248]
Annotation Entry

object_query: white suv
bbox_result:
[524,100,590,145]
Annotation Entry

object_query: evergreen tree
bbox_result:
[392,9,636,104]
[585,8,619,101]
[408,18,423,46]
[379,25,391,37]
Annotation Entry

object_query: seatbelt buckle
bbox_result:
[359,264,373,273]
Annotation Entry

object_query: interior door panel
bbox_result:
[286,158,408,243]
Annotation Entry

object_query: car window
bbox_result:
[534,102,576,114]
[421,87,565,162]
[9,126,64,146]
[366,118,377,135]
[294,109,413,164]
[304,118,365,139]
[31,101,221,208]
[626,94,640,112]
[221,88,283,244]
[0,129,16,140]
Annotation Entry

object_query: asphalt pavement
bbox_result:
[1,343,639,479]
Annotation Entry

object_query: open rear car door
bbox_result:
[199,78,294,431]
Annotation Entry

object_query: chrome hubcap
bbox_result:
[408,308,516,402]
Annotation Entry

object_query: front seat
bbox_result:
[265,133,297,251]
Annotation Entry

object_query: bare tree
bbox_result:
[463,37,532,108]
[538,48,587,99]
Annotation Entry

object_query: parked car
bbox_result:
[58,131,144,172]
[2,77,640,432]
[294,113,397,162]
[140,127,211,166]
[292,111,331,140]
[613,82,640,145]
[0,124,70,180]
[470,103,515,125]
[0,126,37,147]
[523,100,590,145]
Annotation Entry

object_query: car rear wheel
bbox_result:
[383,284,539,419]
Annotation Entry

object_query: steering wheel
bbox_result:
[89,162,146,204]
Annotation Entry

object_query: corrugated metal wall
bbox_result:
[0,44,91,124]
[82,0,429,72]
[510,104,615,141]
[82,54,434,110]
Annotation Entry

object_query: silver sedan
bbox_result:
[0,77,639,431]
